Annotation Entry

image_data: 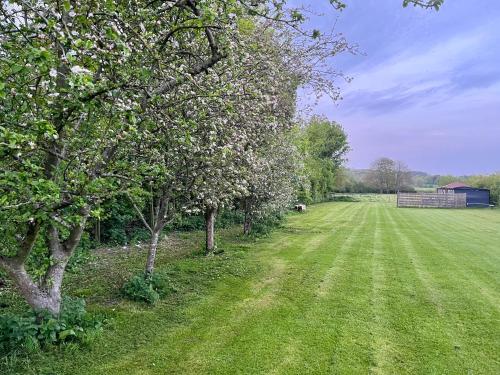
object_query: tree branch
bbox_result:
[15,221,41,265]
[62,206,91,253]
[126,192,153,234]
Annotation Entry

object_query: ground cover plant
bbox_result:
[2,201,499,374]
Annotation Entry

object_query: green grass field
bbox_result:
[4,202,500,374]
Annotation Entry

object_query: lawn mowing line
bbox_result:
[267,341,301,375]
[203,203,371,374]
[206,203,373,374]
[271,202,375,374]
[383,207,468,359]
[384,207,447,315]
[287,202,353,232]
[384,206,471,373]
[258,203,355,262]
[392,208,500,313]
[430,209,500,263]
[368,203,398,375]
[416,210,500,284]
[315,203,372,298]
[325,203,379,373]
[259,203,373,374]
[369,204,428,374]
[420,213,500,285]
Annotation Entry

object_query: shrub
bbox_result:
[122,272,178,304]
[150,272,178,297]
[122,275,160,304]
[216,210,245,229]
[0,297,103,357]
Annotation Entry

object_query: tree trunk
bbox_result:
[2,262,64,316]
[145,230,161,278]
[129,193,171,279]
[95,219,101,244]
[205,207,217,255]
[243,212,252,235]
[0,216,88,316]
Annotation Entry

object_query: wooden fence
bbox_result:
[397,192,466,208]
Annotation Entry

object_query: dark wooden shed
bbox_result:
[437,182,490,208]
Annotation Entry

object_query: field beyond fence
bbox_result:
[330,193,396,203]
[397,192,466,208]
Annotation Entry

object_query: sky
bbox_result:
[293,0,500,175]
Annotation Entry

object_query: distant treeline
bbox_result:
[334,163,499,205]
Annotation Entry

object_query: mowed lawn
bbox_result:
[11,202,500,374]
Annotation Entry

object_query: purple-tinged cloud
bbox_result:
[296,0,500,175]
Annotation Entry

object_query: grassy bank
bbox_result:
[2,202,499,374]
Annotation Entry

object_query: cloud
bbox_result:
[338,21,500,115]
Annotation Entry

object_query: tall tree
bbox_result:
[367,158,396,194]
[242,133,299,235]
[395,160,413,192]
[366,158,413,193]
[297,116,349,203]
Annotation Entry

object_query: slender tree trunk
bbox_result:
[128,193,171,279]
[145,229,161,278]
[95,219,101,244]
[205,207,217,255]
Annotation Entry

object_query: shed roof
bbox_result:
[440,182,472,189]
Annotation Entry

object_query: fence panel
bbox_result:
[397,192,466,208]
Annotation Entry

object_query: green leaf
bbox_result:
[12,64,24,73]
[59,329,76,340]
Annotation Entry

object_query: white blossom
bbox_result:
[70,65,91,75]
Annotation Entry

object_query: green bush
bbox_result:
[97,197,147,245]
[0,297,103,357]
[122,272,178,304]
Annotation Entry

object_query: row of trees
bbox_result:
[0,0,445,317]
[0,0,353,317]
[331,158,415,194]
